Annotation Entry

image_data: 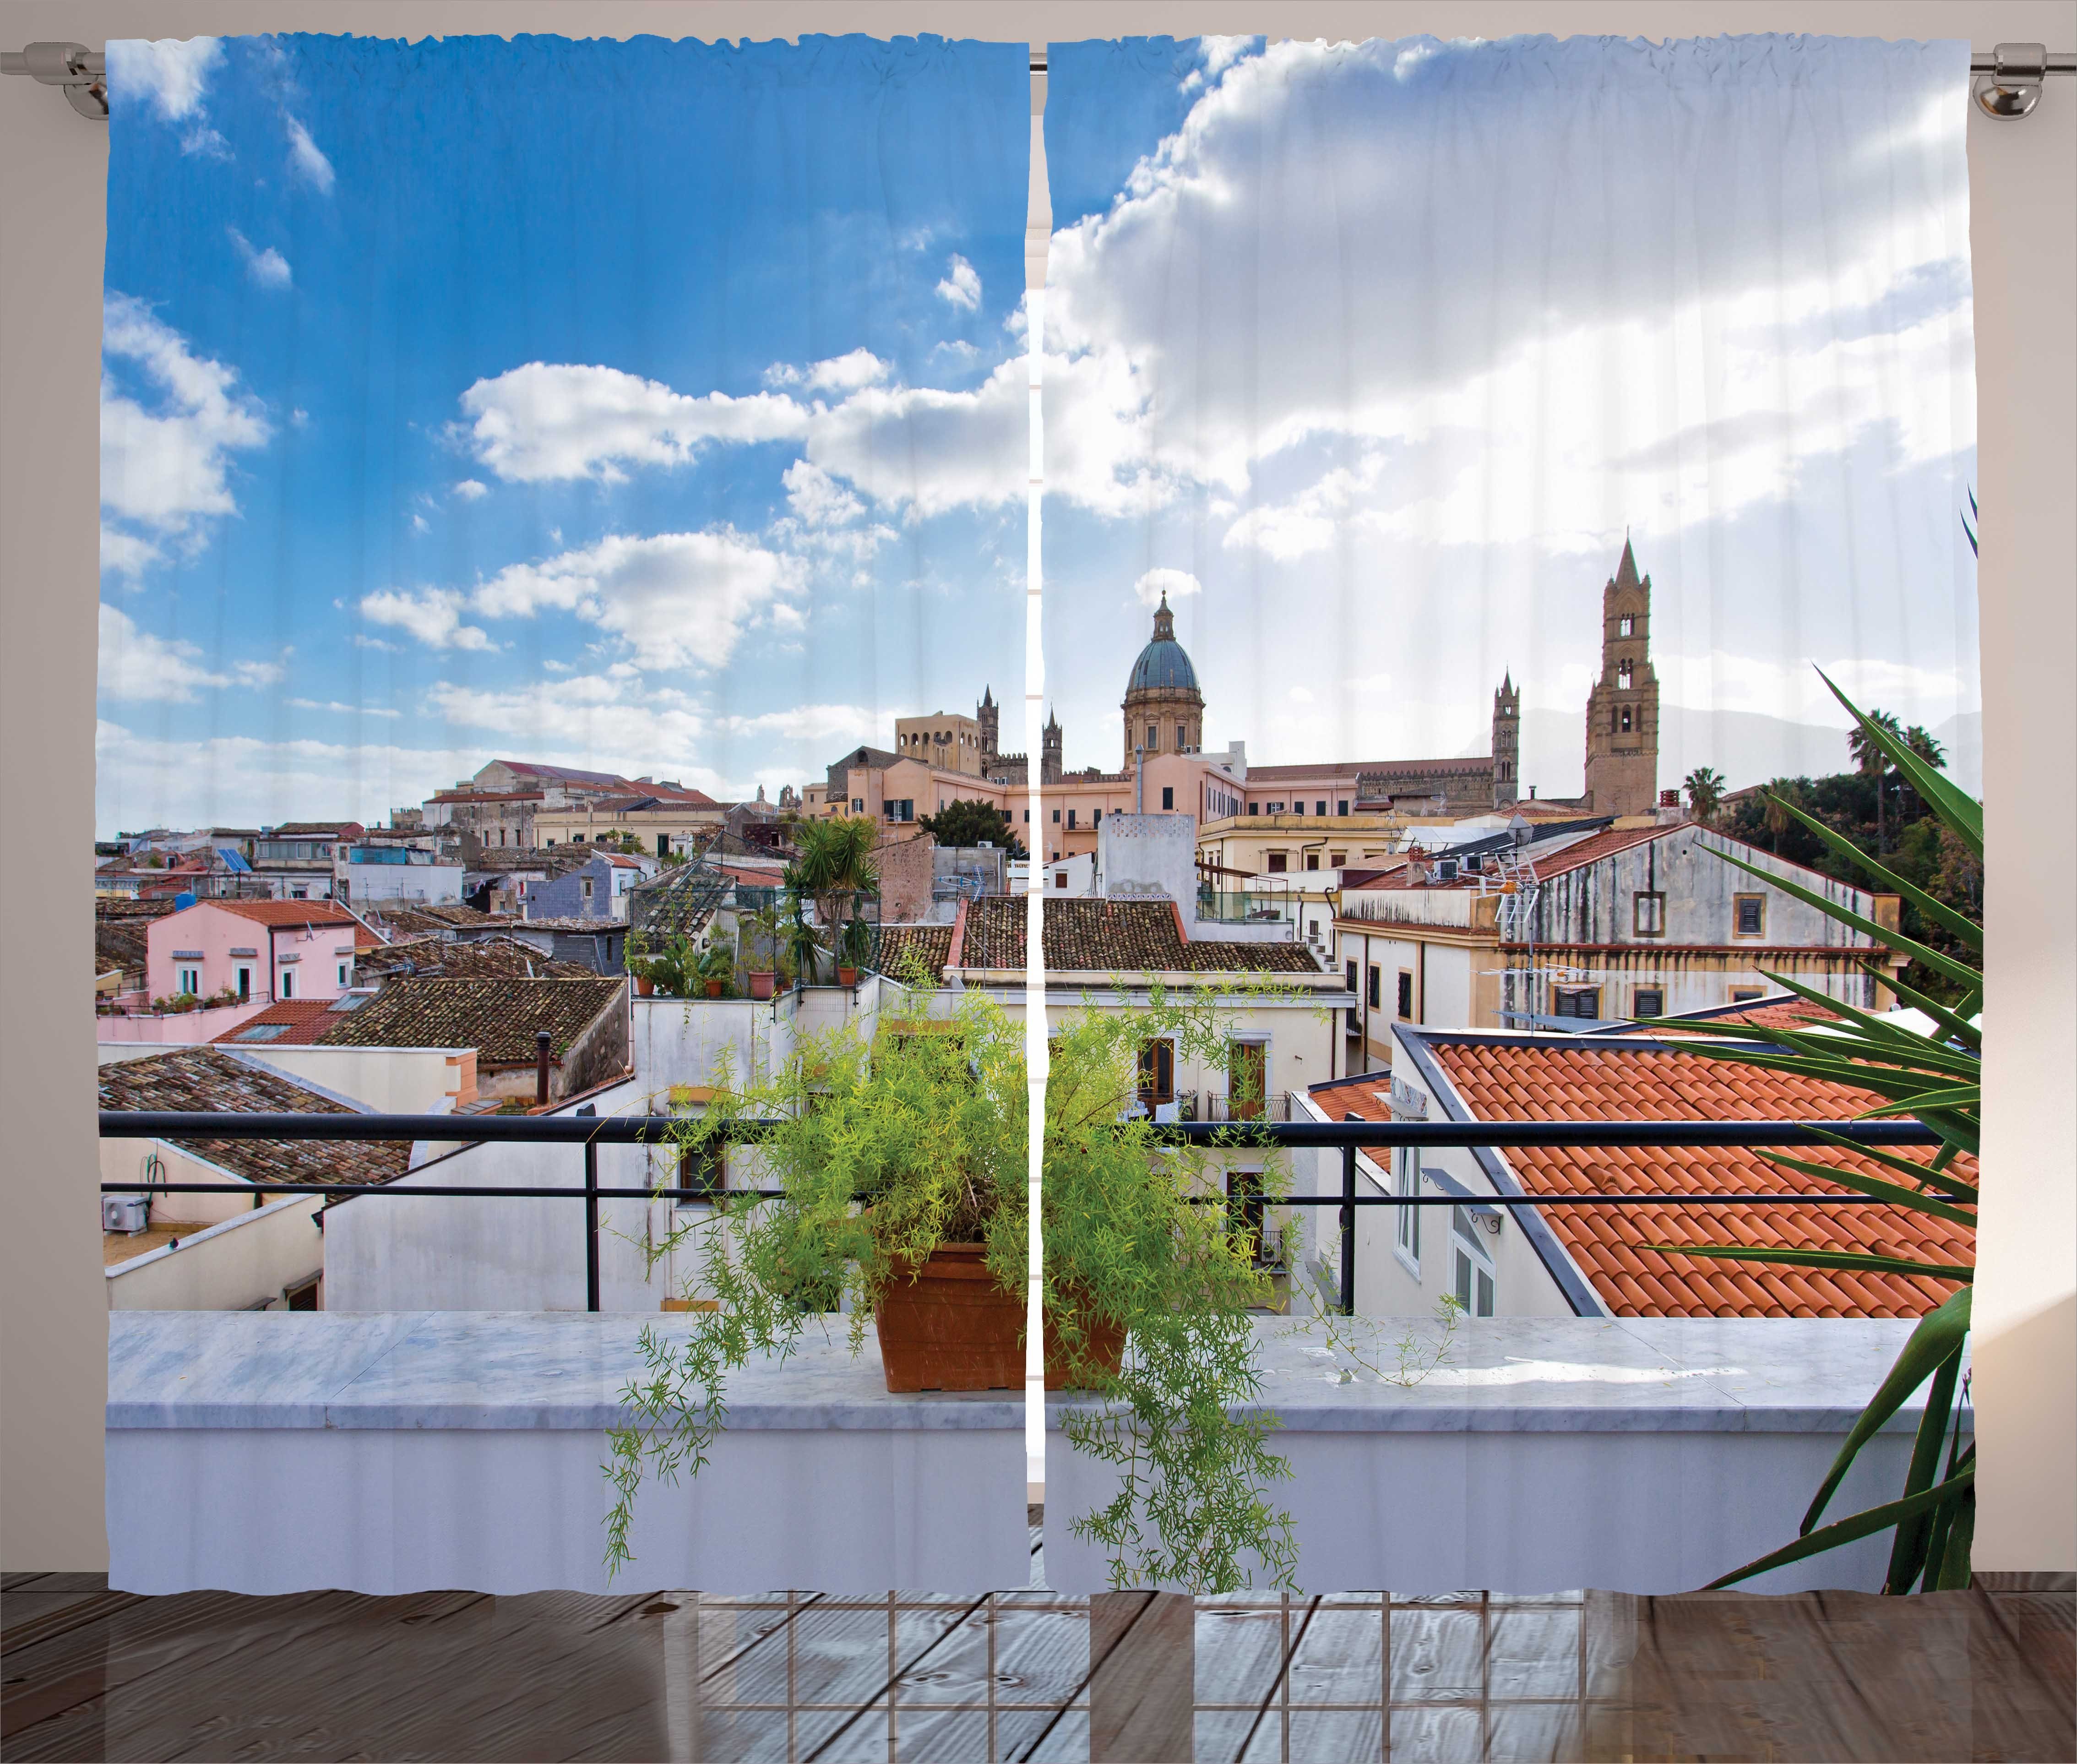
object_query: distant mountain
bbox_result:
[1465,704,1981,802]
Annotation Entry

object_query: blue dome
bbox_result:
[1128,638,1199,693]
[1125,592,1200,696]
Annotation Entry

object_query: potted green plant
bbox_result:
[835,915,871,988]
[695,942,735,998]
[607,968,1301,1592]
[743,900,781,1000]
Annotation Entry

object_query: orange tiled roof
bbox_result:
[192,900,362,929]
[209,998,347,1046]
[1332,1037,1973,1319]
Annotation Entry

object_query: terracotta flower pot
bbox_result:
[705,978,724,997]
[873,1244,1125,1393]
[837,964,859,987]
[635,976,655,997]
[748,970,776,1001]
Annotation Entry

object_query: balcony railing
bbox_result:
[101,1109,1947,1320]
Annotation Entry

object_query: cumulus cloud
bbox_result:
[1132,567,1202,607]
[782,459,865,528]
[765,349,890,393]
[99,294,271,574]
[450,478,487,501]
[359,588,492,651]
[283,114,336,193]
[935,254,982,311]
[107,37,226,151]
[97,604,228,702]
[715,704,885,745]
[469,529,800,670]
[457,362,808,483]
[226,227,291,289]
[426,675,724,792]
[289,697,400,718]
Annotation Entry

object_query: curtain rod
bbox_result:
[7,40,2073,122]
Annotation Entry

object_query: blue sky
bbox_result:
[1038,35,1980,796]
[98,32,1980,834]
[97,33,1028,833]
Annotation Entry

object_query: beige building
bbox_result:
[1332,820,1904,1070]
[530,788,727,856]
[893,711,987,777]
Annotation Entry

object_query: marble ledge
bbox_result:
[108,1311,1949,1437]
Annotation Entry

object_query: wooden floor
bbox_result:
[4,1549,2069,1762]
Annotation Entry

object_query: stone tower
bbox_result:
[1041,709,1063,785]
[1120,591,1206,771]
[1491,671,1520,808]
[976,685,998,769]
[1582,537,1660,817]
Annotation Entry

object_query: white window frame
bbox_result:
[1452,1205,1497,1317]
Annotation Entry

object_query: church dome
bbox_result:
[1125,593,1200,696]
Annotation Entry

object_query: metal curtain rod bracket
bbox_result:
[7,41,2072,122]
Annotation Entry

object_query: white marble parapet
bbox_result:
[109,1312,1955,1598]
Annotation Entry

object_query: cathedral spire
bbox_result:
[1151,590,1175,643]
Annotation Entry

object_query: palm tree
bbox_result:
[1849,709,1905,853]
[792,817,880,972]
[1761,778,1800,854]
[1683,766,1726,827]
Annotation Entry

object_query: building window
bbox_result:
[1292,800,1304,816]
[1137,1039,1175,1109]
[235,967,251,1001]
[1161,786,1174,811]
[1619,615,1635,637]
[1734,893,1766,936]
[1316,800,1327,817]
[1267,852,1287,872]
[1619,659,1634,689]
[1305,853,1320,871]
[280,969,296,1000]
[1552,985,1600,1018]
[177,967,201,996]
[1054,872,1068,888]
[1177,724,1187,750]
[1731,986,1765,1003]
[1366,965,1381,1010]
[1051,808,1061,824]
[1394,1147,1421,1263]
[1146,724,1158,751]
[1337,799,1348,815]
[1452,1210,1497,1316]
[1619,706,1634,733]
[851,798,864,811]
[1329,851,1346,867]
[1067,809,1077,829]
[675,1142,724,1204]
[1227,1170,1270,1264]
[290,887,307,900]
[1247,802,1259,816]
[1633,891,1666,936]
[337,964,350,988]
[1022,809,1030,822]
[582,877,594,899]
[1396,971,1414,1019]
[1633,987,1665,1018]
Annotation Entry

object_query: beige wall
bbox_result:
[4,0,2068,1578]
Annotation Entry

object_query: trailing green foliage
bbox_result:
[604,962,1307,1593]
[1661,672,1980,1593]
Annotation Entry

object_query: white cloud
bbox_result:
[935,254,982,311]
[469,529,800,670]
[99,294,270,574]
[451,478,488,500]
[457,362,807,482]
[226,227,291,289]
[1132,567,1202,608]
[426,674,722,787]
[107,37,223,123]
[359,588,493,651]
[715,704,884,746]
[97,604,227,702]
[765,349,890,393]
[1659,650,1973,728]
[1287,685,1314,704]
[782,459,865,528]
[289,697,400,718]
[283,115,336,193]
[233,658,286,686]
[412,513,430,533]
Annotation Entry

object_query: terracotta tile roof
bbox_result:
[356,934,597,981]
[956,897,1324,975]
[98,1048,410,1190]
[316,976,625,1064]
[1682,995,1846,1032]
[190,900,361,929]
[1521,822,1679,878]
[210,997,355,1045]
[1391,1036,1972,1320]
[876,923,955,983]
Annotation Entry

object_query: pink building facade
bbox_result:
[145,901,363,1007]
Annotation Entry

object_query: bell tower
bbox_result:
[1491,671,1520,807]
[1041,708,1063,785]
[1582,536,1660,816]
[976,686,999,769]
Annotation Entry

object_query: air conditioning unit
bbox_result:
[1437,857,1460,883]
[103,1194,150,1234]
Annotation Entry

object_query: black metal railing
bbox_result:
[99,1110,1949,1318]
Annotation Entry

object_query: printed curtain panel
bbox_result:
[98,35,1033,1596]
[1037,36,1979,1595]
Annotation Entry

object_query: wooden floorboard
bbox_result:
[1,1577,2068,1762]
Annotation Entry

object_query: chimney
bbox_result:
[535,1029,552,1105]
